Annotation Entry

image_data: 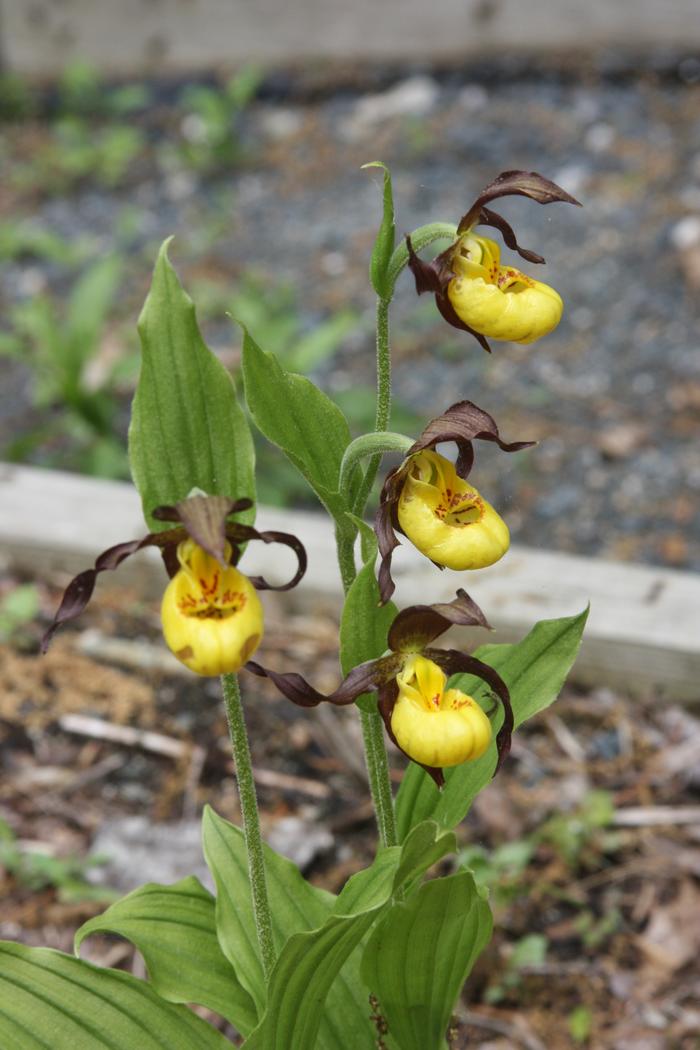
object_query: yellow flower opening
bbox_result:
[397,449,509,571]
[161,539,263,676]
[447,233,563,344]
[391,654,492,767]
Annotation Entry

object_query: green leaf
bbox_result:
[396,609,589,840]
[360,871,492,1050]
[66,255,122,370]
[339,530,397,713]
[243,820,457,1050]
[240,326,357,519]
[74,875,256,1035]
[243,911,379,1050]
[0,939,231,1049]
[363,161,395,300]
[202,808,333,1004]
[569,1004,593,1044]
[129,238,255,530]
[332,847,400,915]
[202,807,374,1049]
[392,820,456,893]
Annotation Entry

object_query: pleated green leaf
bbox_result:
[395,609,589,840]
[242,820,456,1050]
[74,875,256,1036]
[363,161,396,300]
[129,239,255,531]
[243,909,380,1050]
[360,871,493,1050]
[240,326,357,519]
[203,807,378,1048]
[0,940,231,1050]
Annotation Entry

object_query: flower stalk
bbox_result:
[352,295,393,517]
[339,291,399,849]
[360,708,398,847]
[221,671,276,981]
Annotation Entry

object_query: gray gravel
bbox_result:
[2,61,699,570]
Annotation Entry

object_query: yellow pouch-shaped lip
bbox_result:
[448,234,563,344]
[161,540,263,676]
[397,450,509,571]
[391,655,492,767]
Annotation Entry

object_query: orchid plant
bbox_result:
[0,165,586,1049]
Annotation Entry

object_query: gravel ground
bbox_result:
[2,57,700,569]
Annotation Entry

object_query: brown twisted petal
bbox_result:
[377,680,444,788]
[40,533,175,653]
[476,205,545,265]
[227,525,307,592]
[425,647,513,776]
[457,169,582,235]
[245,657,385,708]
[375,501,402,605]
[387,589,491,654]
[405,235,455,296]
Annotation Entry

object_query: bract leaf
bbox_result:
[363,161,396,300]
[130,239,255,531]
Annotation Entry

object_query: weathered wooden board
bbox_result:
[1,462,699,700]
[3,0,700,77]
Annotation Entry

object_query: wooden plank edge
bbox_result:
[1,462,699,701]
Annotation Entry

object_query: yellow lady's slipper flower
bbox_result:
[397,449,509,570]
[391,654,491,767]
[406,168,580,352]
[41,493,307,676]
[447,233,563,344]
[375,400,533,603]
[161,539,263,676]
[248,588,513,787]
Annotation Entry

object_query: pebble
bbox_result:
[341,75,439,139]
[584,122,616,153]
[258,106,304,140]
[669,214,700,250]
[457,83,488,111]
[87,816,213,892]
[266,814,333,871]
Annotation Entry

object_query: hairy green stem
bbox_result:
[361,709,397,847]
[353,296,392,516]
[335,529,397,848]
[221,672,276,981]
[335,523,357,593]
[335,291,398,849]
